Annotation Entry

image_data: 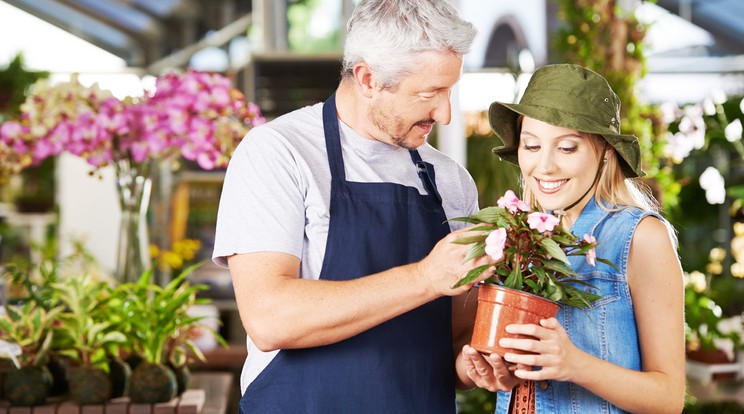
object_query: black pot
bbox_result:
[67,366,112,405]
[168,363,191,396]
[47,356,70,396]
[109,358,131,398]
[3,365,52,406]
[129,362,177,403]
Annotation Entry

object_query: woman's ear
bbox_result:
[603,146,615,164]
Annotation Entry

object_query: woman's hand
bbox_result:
[498,318,585,382]
[457,344,524,392]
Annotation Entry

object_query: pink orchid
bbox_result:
[527,212,560,233]
[584,234,597,266]
[484,228,508,262]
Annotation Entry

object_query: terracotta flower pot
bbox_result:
[471,284,560,356]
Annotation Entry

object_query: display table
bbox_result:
[190,372,233,414]
[687,378,744,406]
[0,372,232,414]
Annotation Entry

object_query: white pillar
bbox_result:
[58,154,119,274]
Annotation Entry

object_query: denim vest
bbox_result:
[495,197,660,414]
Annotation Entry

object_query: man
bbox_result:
[213,0,488,411]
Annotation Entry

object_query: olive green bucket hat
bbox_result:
[489,63,644,178]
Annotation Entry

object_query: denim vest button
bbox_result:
[539,381,549,390]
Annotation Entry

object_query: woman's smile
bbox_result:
[536,178,568,193]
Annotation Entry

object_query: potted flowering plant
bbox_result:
[451,190,614,355]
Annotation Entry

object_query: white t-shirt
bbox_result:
[213,102,479,393]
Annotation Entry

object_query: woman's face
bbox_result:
[517,117,605,215]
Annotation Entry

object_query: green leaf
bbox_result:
[448,216,484,225]
[532,266,547,284]
[504,266,522,290]
[464,206,514,226]
[463,243,486,263]
[560,284,602,308]
[539,237,570,264]
[451,234,489,245]
[596,257,620,271]
[547,283,565,302]
[542,260,579,278]
[452,264,492,288]
[549,233,579,245]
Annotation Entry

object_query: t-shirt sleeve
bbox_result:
[212,127,306,268]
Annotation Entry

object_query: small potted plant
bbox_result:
[0,301,62,406]
[52,274,127,405]
[111,264,225,403]
[683,248,744,382]
[451,190,615,355]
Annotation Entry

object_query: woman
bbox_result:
[455,64,685,413]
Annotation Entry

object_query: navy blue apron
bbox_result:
[239,94,455,413]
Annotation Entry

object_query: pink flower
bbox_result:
[497,190,530,214]
[527,212,560,233]
[484,228,507,262]
[584,234,597,266]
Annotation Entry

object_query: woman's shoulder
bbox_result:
[605,204,661,222]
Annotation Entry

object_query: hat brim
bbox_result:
[488,101,644,178]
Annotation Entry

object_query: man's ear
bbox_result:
[352,62,377,98]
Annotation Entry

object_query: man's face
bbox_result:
[367,51,463,149]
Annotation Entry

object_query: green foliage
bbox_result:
[664,95,744,312]
[683,400,744,414]
[456,388,496,414]
[111,263,226,366]
[0,301,62,367]
[0,52,49,120]
[287,0,342,52]
[684,285,739,352]
[52,275,126,370]
[466,133,521,209]
[552,0,679,211]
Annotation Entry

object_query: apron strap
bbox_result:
[323,93,346,181]
[409,150,443,203]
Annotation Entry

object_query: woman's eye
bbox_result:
[522,145,540,151]
[558,146,578,154]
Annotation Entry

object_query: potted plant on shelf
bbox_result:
[0,301,62,406]
[111,264,225,403]
[683,247,744,382]
[451,190,615,356]
[52,274,127,405]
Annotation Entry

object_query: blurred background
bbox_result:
[1,0,744,412]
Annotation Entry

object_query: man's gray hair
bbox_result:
[342,0,477,88]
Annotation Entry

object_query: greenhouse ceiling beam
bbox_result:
[146,13,252,75]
